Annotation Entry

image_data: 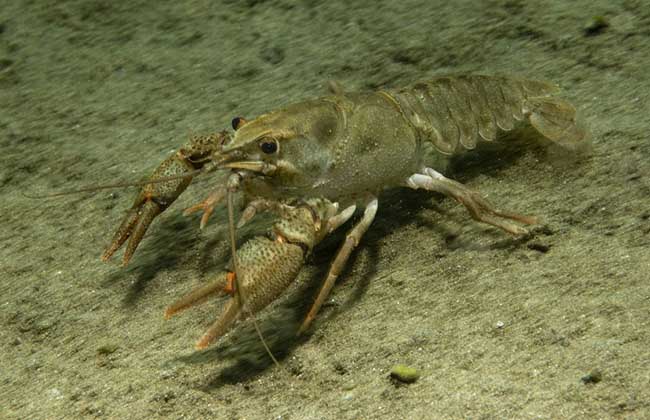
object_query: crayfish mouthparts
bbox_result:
[221,160,277,175]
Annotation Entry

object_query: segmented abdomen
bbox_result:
[384,75,585,155]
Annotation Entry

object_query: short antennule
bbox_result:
[231,116,248,130]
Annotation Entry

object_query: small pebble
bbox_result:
[390,364,420,384]
[96,343,119,355]
[581,369,603,384]
[584,16,609,36]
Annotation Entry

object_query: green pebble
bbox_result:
[584,16,609,36]
[390,364,420,384]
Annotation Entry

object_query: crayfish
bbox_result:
[99,75,587,349]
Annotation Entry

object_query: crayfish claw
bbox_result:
[195,297,242,350]
[123,200,162,265]
[167,199,349,349]
[164,273,230,320]
[101,207,140,263]
[101,197,162,266]
[101,150,199,265]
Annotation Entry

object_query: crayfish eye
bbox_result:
[259,139,278,154]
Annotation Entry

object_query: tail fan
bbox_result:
[526,96,590,151]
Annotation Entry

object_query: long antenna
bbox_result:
[226,174,280,368]
[25,168,208,199]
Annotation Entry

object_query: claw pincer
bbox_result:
[101,132,230,265]
[165,199,343,349]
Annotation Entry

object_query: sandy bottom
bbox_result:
[2,1,649,419]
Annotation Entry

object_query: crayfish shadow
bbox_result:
[102,212,203,307]
[447,127,551,183]
[171,229,380,387]
[173,266,335,387]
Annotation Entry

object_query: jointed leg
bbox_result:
[163,271,241,350]
[183,185,227,229]
[298,197,378,334]
[236,198,296,229]
[406,167,536,235]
